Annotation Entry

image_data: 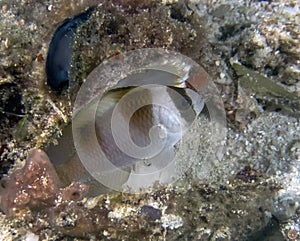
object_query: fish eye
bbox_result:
[179,98,190,110]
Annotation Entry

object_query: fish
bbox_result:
[68,82,204,194]
[47,84,204,195]
[95,84,203,170]
[47,48,225,194]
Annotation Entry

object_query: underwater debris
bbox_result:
[46,7,95,92]
[57,181,89,203]
[235,166,264,183]
[161,214,183,230]
[0,149,60,215]
[232,62,300,118]
[0,149,280,240]
[141,205,162,220]
[113,0,158,12]
[0,149,89,215]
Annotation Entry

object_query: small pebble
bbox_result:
[141,205,162,220]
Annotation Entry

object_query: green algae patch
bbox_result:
[232,63,300,118]
[13,116,30,142]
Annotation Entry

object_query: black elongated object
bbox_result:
[46,8,94,92]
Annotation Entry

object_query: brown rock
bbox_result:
[0,149,60,215]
